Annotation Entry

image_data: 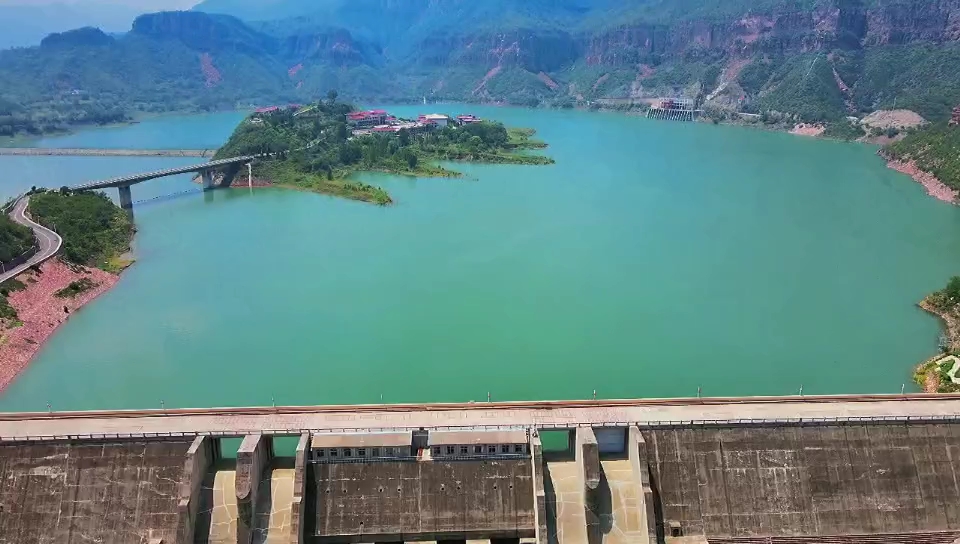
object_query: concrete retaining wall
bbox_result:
[290,432,310,544]
[531,432,549,544]
[176,436,218,544]
[576,427,601,544]
[0,439,193,544]
[236,434,273,544]
[313,458,535,542]
[643,422,960,539]
[629,426,659,544]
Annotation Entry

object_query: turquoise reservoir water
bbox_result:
[1,107,959,411]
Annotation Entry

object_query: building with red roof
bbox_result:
[456,114,481,125]
[346,110,389,128]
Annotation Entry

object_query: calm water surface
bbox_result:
[1,107,959,411]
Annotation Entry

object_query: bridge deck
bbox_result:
[71,155,255,191]
[1,395,959,441]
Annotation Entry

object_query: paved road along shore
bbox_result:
[0,148,213,158]
[0,197,62,284]
[2,394,960,440]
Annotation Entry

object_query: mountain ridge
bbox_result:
[2,2,960,137]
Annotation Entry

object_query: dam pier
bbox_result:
[4,395,960,544]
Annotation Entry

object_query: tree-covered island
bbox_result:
[214,98,553,205]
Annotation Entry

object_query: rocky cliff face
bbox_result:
[428,31,578,73]
[8,1,960,122]
[40,27,114,49]
[575,0,957,67]
[132,11,278,56]
[396,0,958,81]
[864,0,960,45]
[281,29,379,67]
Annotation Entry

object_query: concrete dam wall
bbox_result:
[0,439,194,544]
[3,398,960,544]
[643,422,960,540]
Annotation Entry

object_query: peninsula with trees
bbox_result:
[213,96,553,205]
[0,189,135,391]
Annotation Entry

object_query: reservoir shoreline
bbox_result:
[884,157,958,204]
[2,105,957,410]
[0,260,120,392]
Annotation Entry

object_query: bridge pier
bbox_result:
[118,185,133,210]
[218,163,243,188]
[201,170,215,191]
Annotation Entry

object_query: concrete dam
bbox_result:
[2,395,960,544]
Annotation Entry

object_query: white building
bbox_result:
[420,113,452,128]
[310,431,412,461]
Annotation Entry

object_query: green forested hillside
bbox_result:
[215,100,551,204]
[3,1,960,136]
[28,191,133,269]
[886,124,960,191]
[0,16,299,137]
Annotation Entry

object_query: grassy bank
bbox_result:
[914,277,960,393]
[259,162,393,205]
[506,127,548,149]
[914,355,960,394]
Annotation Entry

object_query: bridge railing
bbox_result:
[70,155,258,191]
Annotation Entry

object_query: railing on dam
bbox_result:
[6,414,960,443]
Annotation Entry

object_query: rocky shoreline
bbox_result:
[0,260,119,391]
[789,123,826,137]
[885,158,958,204]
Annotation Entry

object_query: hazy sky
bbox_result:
[0,0,198,7]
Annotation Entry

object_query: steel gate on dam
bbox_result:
[3,396,960,544]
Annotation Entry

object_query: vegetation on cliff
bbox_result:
[0,215,35,264]
[925,277,960,325]
[28,190,134,271]
[54,277,97,299]
[0,215,33,322]
[915,277,960,393]
[0,278,25,321]
[215,99,552,204]
[885,123,960,191]
[5,3,960,135]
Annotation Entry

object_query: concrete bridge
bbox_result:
[3,394,960,544]
[70,155,257,211]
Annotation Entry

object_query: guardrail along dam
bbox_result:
[3,395,960,544]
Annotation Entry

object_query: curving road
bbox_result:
[0,196,62,284]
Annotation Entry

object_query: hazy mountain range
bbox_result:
[0,1,196,49]
[2,0,960,137]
